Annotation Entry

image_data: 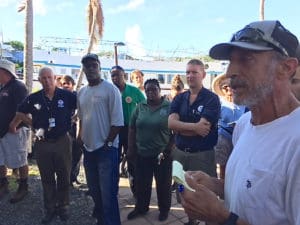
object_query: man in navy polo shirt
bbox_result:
[168,59,220,225]
[10,67,76,224]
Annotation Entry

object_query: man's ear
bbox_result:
[278,58,298,80]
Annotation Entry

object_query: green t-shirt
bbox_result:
[130,98,172,157]
[122,84,145,126]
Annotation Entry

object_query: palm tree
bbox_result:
[18,0,33,154]
[18,0,33,93]
[75,0,104,91]
[259,0,265,21]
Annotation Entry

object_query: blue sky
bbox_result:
[0,0,300,58]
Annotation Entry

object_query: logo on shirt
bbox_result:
[125,96,132,103]
[246,179,252,189]
[57,99,64,108]
[34,103,42,110]
[192,105,204,116]
[197,105,204,113]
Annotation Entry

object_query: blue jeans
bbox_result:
[83,146,120,225]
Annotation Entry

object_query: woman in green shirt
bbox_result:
[127,79,174,222]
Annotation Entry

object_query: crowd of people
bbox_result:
[0,20,300,225]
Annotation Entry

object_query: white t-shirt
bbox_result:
[225,107,300,225]
[77,80,124,151]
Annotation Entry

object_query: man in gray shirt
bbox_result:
[77,53,124,225]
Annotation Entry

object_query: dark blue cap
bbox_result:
[81,53,100,64]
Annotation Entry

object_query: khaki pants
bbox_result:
[172,146,216,176]
[35,134,72,213]
[172,146,217,205]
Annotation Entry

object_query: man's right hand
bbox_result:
[180,177,229,224]
[185,170,224,198]
[185,171,215,192]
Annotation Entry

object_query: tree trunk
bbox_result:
[23,0,33,93]
[23,0,34,154]
[75,11,97,91]
[259,0,265,21]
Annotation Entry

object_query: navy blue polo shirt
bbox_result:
[0,79,28,138]
[170,88,221,151]
[18,88,76,139]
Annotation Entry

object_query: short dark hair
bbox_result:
[110,65,124,73]
[144,78,160,90]
[61,75,75,85]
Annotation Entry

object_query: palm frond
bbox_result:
[87,0,104,47]
[17,0,26,12]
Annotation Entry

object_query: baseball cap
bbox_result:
[81,53,100,64]
[0,59,17,78]
[209,20,300,60]
[110,65,124,73]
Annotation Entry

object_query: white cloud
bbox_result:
[33,0,47,16]
[125,24,146,58]
[14,0,47,16]
[107,0,144,14]
[55,1,74,12]
[0,0,18,7]
[0,0,18,8]
[214,17,225,23]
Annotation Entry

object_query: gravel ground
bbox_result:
[0,159,97,225]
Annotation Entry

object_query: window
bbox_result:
[158,74,165,84]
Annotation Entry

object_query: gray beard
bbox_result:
[234,63,276,108]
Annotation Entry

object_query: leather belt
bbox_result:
[177,147,200,153]
[177,146,212,153]
[40,133,68,143]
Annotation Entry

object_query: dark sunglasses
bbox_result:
[231,26,289,56]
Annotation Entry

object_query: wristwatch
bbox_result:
[106,141,113,147]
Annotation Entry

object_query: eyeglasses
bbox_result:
[231,26,289,56]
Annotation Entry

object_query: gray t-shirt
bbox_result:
[77,80,124,151]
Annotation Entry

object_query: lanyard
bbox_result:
[42,89,57,117]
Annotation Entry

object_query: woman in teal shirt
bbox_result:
[127,79,174,222]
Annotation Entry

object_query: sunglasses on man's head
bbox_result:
[231,26,289,56]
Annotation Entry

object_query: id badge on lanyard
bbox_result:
[49,118,56,128]
[48,118,56,131]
